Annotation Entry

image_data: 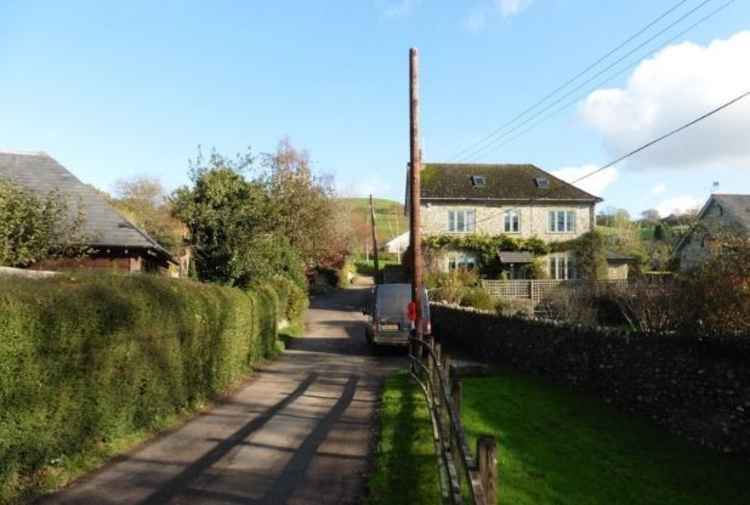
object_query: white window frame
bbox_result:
[448,209,476,233]
[503,209,520,233]
[448,253,477,271]
[548,254,575,280]
[548,210,577,233]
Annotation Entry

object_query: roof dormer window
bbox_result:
[470,175,486,188]
[534,177,550,189]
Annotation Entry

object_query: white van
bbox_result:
[363,283,431,347]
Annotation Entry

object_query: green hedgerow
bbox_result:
[0,272,306,504]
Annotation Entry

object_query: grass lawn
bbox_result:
[461,373,750,505]
[368,371,441,505]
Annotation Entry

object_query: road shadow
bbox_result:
[137,374,320,505]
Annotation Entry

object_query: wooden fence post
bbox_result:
[450,374,461,416]
[477,435,497,505]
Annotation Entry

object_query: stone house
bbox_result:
[405,163,631,280]
[674,193,750,271]
[0,151,175,273]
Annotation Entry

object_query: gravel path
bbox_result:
[41,288,403,505]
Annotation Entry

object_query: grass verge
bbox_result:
[367,371,441,505]
[461,372,750,505]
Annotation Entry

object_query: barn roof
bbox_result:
[0,151,172,260]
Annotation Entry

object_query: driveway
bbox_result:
[41,288,404,505]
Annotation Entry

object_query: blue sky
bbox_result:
[2,0,749,217]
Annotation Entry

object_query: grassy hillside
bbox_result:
[338,197,408,254]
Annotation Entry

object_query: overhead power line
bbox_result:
[457,0,724,163]
[448,0,693,162]
[466,0,737,162]
[467,88,750,229]
[563,89,750,189]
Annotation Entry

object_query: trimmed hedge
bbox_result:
[0,273,303,503]
[268,275,309,324]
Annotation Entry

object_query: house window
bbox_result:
[549,255,575,280]
[471,175,487,188]
[548,210,577,233]
[448,210,476,233]
[504,210,520,233]
[535,177,550,188]
[448,254,476,271]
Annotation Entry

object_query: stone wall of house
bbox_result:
[432,303,750,459]
[421,202,593,242]
[679,236,709,271]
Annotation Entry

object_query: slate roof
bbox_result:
[0,151,172,259]
[605,251,636,262]
[709,194,750,231]
[673,193,750,255]
[419,163,602,203]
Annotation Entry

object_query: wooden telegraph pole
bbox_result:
[409,48,423,342]
[369,194,380,284]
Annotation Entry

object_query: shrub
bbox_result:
[459,287,496,311]
[0,273,301,503]
[337,258,355,288]
[606,234,750,335]
[536,285,598,326]
[495,297,534,317]
[0,180,89,267]
[518,258,549,280]
[425,270,479,304]
[268,275,309,323]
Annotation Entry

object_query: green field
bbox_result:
[338,197,407,252]
[461,373,749,505]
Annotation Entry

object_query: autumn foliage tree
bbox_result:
[261,138,344,268]
[172,139,342,289]
[110,176,184,254]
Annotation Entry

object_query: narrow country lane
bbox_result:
[41,288,404,505]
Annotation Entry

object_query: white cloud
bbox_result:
[552,164,618,197]
[580,31,750,171]
[655,195,703,217]
[464,0,533,32]
[497,0,533,17]
[651,183,666,195]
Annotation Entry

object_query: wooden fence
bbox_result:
[482,279,629,303]
[409,337,497,505]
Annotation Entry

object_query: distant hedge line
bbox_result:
[0,273,306,503]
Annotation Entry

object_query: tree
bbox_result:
[571,230,609,280]
[171,150,306,288]
[110,176,184,253]
[261,137,342,268]
[653,223,666,241]
[0,179,88,267]
[597,207,631,228]
[612,233,750,335]
[640,208,660,224]
[678,233,750,335]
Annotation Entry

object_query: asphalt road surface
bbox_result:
[41,288,404,505]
